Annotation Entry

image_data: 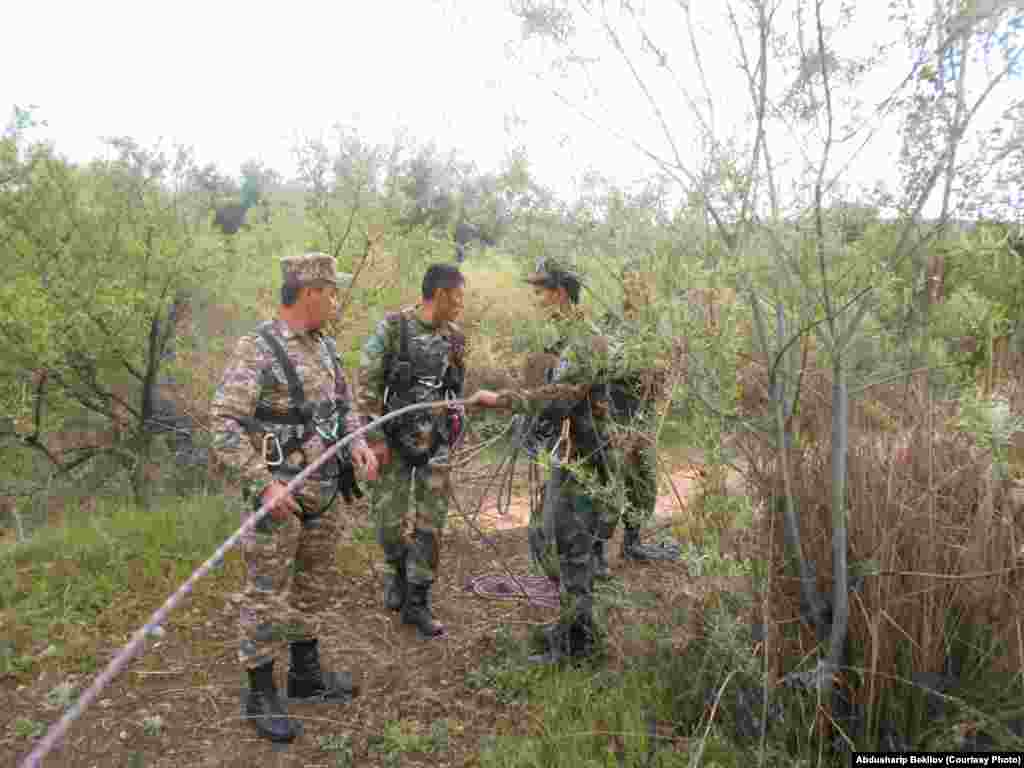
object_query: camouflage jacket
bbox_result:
[210,318,367,500]
[599,310,674,417]
[356,306,465,443]
[518,313,617,473]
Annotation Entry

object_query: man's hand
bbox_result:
[350,443,379,482]
[261,480,301,521]
[471,389,522,410]
[472,389,502,409]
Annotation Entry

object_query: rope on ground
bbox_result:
[18,395,491,768]
[466,573,560,609]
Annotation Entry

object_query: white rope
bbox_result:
[19,395,488,768]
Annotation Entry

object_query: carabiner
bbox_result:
[417,375,444,389]
[263,433,284,467]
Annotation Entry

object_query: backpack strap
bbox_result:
[322,335,343,384]
[384,311,414,407]
[399,311,410,368]
[253,324,307,424]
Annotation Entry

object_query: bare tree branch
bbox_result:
[813,0,837,342]
[582,5,739,249]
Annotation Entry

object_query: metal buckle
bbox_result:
[263,433,284,467]
[417,376,443,389]
[315,418,340,442]
[312,403,340,442]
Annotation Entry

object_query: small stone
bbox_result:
[120,730,128,740]
[100,699,113,708]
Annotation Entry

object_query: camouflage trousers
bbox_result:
[532,442,651,573]
[237,477,341,669]
[550,469,601,631]
[371,446,450,587]
[529,456,623,578]
[528,467,561,581]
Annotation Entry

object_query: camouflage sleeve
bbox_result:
[356,316,394,442]
[209,334,274,500]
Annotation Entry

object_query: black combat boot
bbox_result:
[287,639,360,703]
[622,525,682,561]
[401,583,446,639]
[527,618,595,666]
[567,616,596,660]
[593,538,612,580]
[621,525,653,561]
[244,660,302,742]
[527,622,568,666]
[384,559,407,612]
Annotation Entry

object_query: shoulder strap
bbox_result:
[257,325,305,413]
[399,311,410,365]
[323,335,343,381]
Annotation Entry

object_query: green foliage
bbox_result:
[367,718,450,762]
[318,733,355,767]
[0,131,235,505]
[11,717,46,740]
[0,492,237,665]
[45,680,77,710]
[141,715,164,738]
[957,390,1024,476]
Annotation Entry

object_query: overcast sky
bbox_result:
[4,0,1021,212]
[4,1,605,199]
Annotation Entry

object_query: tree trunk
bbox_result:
[824,359,850,700]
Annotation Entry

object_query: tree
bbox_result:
[509,0,1024,735]
[0,132,227,508]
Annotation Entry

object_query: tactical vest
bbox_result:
[542,332,614,484]
[382,311,465,467]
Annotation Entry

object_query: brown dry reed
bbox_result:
[736,354,1024,722]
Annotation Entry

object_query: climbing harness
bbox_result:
[247,323,361,507]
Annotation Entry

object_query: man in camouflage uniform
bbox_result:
[521,261,585,583]
[210,253,379,743]
[357,263,503,639]
[518,259,620,664]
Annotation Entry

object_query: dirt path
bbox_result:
[2,465,710,768]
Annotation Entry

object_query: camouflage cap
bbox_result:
[280,252,339,286]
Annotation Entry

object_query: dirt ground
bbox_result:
[2,466,713,768]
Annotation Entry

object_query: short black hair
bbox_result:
[422,263,464,300]
[281,279,331,306]
[562,275,581,305]
[281,280,300,306]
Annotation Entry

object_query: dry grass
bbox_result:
[735,355,1024,725]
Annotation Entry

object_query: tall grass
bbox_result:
[0,492,239,675]
[736,355,1024,749]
